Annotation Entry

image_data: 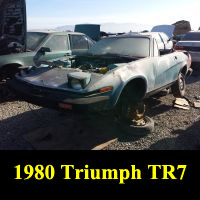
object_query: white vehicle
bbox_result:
[139,25,175,55]
[175,31,200,64]
[141,32,173,54]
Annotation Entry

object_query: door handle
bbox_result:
[174,56,178,60]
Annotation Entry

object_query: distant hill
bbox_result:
[53,23,153,33]
[55,25,75,32]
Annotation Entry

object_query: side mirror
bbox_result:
[39,47,51,55]
[167,37,173,42]
[167,37,177,44]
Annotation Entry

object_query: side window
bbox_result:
[154,39,160,57]
[44,35,69,51]
[70,35,89,50]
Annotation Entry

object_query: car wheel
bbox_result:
[118,116,155,138]
[115,98,142,122]
[115,84,145,121]
[171,73,186,98]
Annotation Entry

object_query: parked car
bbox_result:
[0,0,95,80]
[11,34,192,124]
[0,31,95,80]
[75,24,126,42]
[175,31,200,65]
[174,34,185,42]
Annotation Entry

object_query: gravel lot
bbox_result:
[0,72,200,150]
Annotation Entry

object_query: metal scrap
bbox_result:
[194,102,200,108]
[174,98,190,110]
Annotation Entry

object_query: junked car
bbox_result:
[0,0,95,80]
[175,31,200,66]
[0,31,95,79]
[11,34,192,129]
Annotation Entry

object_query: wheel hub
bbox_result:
[179,78,184,90]
[122,102,146,126]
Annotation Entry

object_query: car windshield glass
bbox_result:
[183,33,200,41]
[88,37,150,57]
[26,32,48,51]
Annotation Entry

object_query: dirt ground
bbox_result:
[0,72,200,150]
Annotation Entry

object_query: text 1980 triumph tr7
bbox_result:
[11,33,192,123]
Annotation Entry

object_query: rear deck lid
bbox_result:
[0,0,27,54]
[151,25,175,38]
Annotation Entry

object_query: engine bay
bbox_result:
[41,55,135,75]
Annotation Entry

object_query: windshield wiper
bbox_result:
[94,53,140,59]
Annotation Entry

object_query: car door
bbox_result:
[38,35,72,62]
[69,34,91,55]
[153,39,178,89]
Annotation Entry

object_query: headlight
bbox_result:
[71,79,83,90]
[68,72,91,90]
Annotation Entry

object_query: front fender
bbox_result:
[0,52,35,69]
[110,75,148,108]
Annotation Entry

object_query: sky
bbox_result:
[26,0,199,30]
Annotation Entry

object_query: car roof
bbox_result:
[27,31,85,36]
[107,33,152,39]
[141,32,168,37]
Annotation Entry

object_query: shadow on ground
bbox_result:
[23,113,121,150]
[149,119,200,150]
[0,106,123,150]
[0,82,17,103]
[187,69,200,85]
[145,97,172,118]
[0,93,175,150]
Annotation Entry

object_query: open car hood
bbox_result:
[0,0,27,55]
[151,25,175,38]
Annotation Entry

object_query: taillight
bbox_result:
[175,45,185,51]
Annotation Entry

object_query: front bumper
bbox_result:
[10,79,111,112]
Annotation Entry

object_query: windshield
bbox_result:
[88,37,150,58]
[26,32,48,51]
[182,33,200,41]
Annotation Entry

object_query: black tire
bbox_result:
[118,116,154,138]
[171,73,186,98]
